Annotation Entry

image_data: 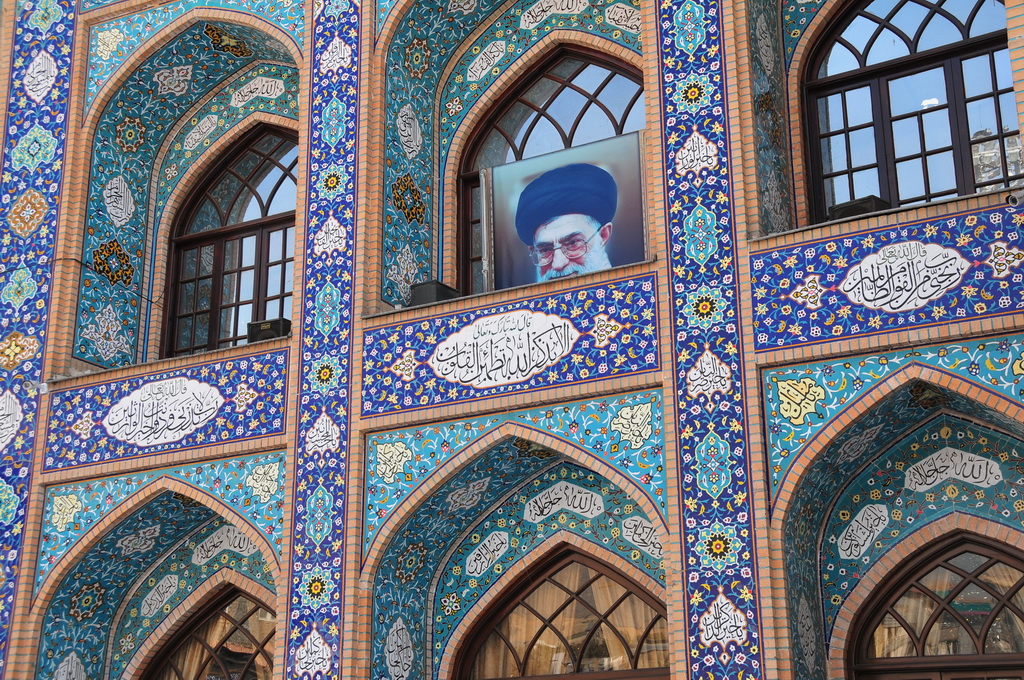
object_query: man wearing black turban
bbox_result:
[515,163,618,282]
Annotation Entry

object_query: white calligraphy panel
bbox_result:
[428,310,581,389]
[230,77,286,107]
[24,50,58,104]
[54,652,86,680]
[184,115,219,151]
[295,627,332,677]
[385,617,414,680]
[675,130,719,176]
[604,2,641,32]
[376,441,413,484]
[840,241,969,312]
[904,446,1003,492]
[102,377,224,447]
[837,504,889,560]
[610,402,653,448]
[396,104,423,159]
[0,390,23,452]
[467,41,506,81]
[103,175,135,228]
[466,531,509,577]
[191,525,260,565]
[685,345,732,404]
[525,482,604,523]
[321,37,353,74]
[140,574,179,618]
[621,516,663,558]
[313,212,347,256]
[520,0,589,28]
[306,410,341,454]
[698,587,747,662]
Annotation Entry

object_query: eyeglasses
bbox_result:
[529,230,599,266]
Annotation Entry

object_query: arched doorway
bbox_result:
[851,535,1024,680]
[455,550,669,680]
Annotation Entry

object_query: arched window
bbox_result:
[166,127,297,356]
[143,590,276,680]
[804,0,1019,222]
[459,50,644,295]
[851,536,1024,680]
[456,552,669,679]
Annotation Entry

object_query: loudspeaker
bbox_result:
[408,280,461,306]
[247,318,291,343]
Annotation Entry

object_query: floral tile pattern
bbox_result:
[361,274,659,415]
[750,206,1024,352]
[45,349,287,470]
[365,389,666,553]
[371,448,664,680]
[107,516,276,679]
[84,0,304,108]
[37,451,286,594]
[764,330,1024,501]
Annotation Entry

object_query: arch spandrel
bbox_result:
[363,390,666,560]
[36,451,286,595]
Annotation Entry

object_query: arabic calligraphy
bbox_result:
[610,401,653,448]
[775,377,825,426]
[985,241,1024,279]
[116,523,160,556]
[698,587,747,663]
[396,103,423,159]
[837,504,889,560]
[466,531,509,577]
[295,627,332,676]
[524,482,605,523]
[428,310,581,389]
[0,389,22,452]
[54,652,86,680]
[467,41,506,81]
[50,494,82,532]
[140,575,179,618]
[246,462,281,503]
[103,175,135,228]
[191,525,259,565]
[686,344,732,407]
[376,441,413,484]
[621,516,663,558]
[306,410,340,455]
[230,76,285,107]
[385,618,414,680]
[840,240,969,312]
[313,212,346,256]
[904,446,1003,492]
[184,115,218,151]
[519,0,588,28]
[604,2,641,32]
[24,50,57,104]
[102,377,224,447]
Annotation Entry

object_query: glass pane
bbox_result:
[825,175,851,207]
[893,588,938,635]
[893,117,922,157]
[853,168,880,198]
[265,300,279,319]
[240,189,263,223]
[546,88,587,129]
[963,54,995,98]
[189,199,221,234]
[995,48,1012,89]
[819,93,845,133]
[282,297,291,321]
[521,116,565,157]
[197,278,212,310]
[950,552,989,574]
[889,68,947,117]
[866,27,910,65]
[225,628,258,656]
[176,317,192,350]
[951,582,996,631]
[864,0,900,19]
[579,623,629,672]
[224,239,238,270]
[254,166,286,207]
[284,262,293,294]
[918,14,962,51]
[849,127,877,166]
[475,129,514,170]
[1000,92,1016,133]
[182,249,197,278]
[980,564,1024,595]
[623,97,646,133]
[242,236,257,267]
[504,605,543,655]
[506,102,539,148]
[473,631,518,679]
[637,618,669,668]
[222,273,237,304]
[602,75,641,121]
[821,134,848,173]
[846,87,872,126]
[552,599,599,654]
[285,227,294,258]
[233,151,262,179]
[580,577,627,616]
[199,245,215,276]
[890,1,928,35]
[968,97,998,138]
[269,229,283,260]
[974,140,1004,182]
[606,594,656,651]
[970,0,1007,37]
[524,627,572,676]
[897,158,925,199]
[550,57,584,80]
[924,611,975,655]
[267,265,281,297]
[842,15,879,53]
[472,261,484,295]
[927,150,956,192]
[921,567,964,598]
[1005,135,1023,177]
[552,563,593,592]
[240,270,255,301]
[573,103,617,146]
[872,613,915,657]
[986,609,1024,653]
[195,312,209,347]
[572,64,611,93]
[821,43,859,77]
[179,282,195,314]
[210,173,243,213]
[220,307,235,339]
[923,109,952,148]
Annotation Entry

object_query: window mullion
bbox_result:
[875,76,899,208]
[946,54,976,194]
[207,239,227,352]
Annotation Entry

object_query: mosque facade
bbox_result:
[1,0,1024,677]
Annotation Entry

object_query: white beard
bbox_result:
[537,245,613,282]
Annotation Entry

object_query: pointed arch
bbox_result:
[828,514,1024,679]
[32,475,281,618]
[437,531,669,680]
[361,421,667,574]
[772,361,1024,521]
[122,567,277,679]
